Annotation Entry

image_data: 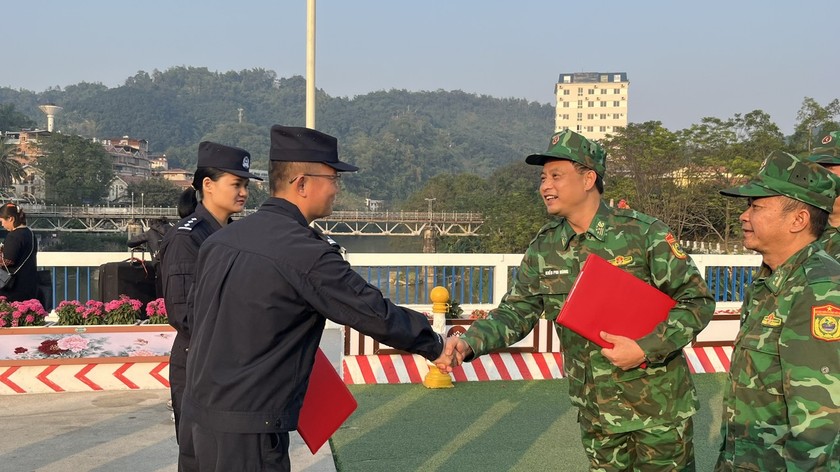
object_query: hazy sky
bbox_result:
[3,0,837,134]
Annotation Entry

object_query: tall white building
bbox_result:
[555,72,628,142]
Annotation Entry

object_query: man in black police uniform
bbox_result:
[157,141,262,468]
[180,125,451,471]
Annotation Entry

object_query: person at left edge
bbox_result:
[180,125,451,472]
[0,203,38,302]
[156,141,262,469]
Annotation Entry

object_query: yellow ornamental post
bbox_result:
[423,286,454,389]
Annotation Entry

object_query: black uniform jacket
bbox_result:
[182,198,443,433]
[158,204,224,338]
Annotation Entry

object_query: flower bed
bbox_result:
[0,295,176,394]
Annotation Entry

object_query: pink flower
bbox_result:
[57,335,90,353]
[25,314,34,323]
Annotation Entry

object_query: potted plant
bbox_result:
[145,298,168,324]
[104,295,142,325]
[0,298,47,327]
[56,300,85,325]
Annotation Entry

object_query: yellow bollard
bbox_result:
[423,286,454,389]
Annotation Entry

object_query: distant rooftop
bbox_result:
[557,72,628,83]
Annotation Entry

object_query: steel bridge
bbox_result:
[24,205,484,236]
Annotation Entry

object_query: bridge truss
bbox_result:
[25,206,484,237]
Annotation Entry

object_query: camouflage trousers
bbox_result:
[579,413,695,472]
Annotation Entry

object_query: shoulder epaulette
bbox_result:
[177,216,202,232]
[805,250,840,285]
[614,208,658,226]
[528,219,564,246]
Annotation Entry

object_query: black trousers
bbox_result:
[169,335,189,442]
[183,421,291,472]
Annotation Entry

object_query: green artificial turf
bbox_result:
[331,373,727,471]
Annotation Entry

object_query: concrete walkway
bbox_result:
[0,329,344,471]
[0,389,336,471]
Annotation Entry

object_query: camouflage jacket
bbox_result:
[461,202,715,434]
[716,243,840,471]
[818,224,840,262]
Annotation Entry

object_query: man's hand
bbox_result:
[600,331,646,371]
[433,336,472,373]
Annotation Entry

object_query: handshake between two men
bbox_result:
[432,337,472,373]
[431,331,648,374]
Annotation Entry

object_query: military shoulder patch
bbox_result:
[812,304,840,341]
[664,233,687,259]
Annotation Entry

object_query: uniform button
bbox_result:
[274,419,282,427]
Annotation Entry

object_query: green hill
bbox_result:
[0,67,554,203]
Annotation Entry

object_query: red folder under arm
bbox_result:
[555,254,676,349]
[297,348,358,454]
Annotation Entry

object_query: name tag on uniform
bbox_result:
[544,269,569,276]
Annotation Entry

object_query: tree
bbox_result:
[125,177,182,208]
[602,121,697,237]
[0,103,36,130]
[792,97,840,152]
[37,134,114,204]
[0,143,25,189]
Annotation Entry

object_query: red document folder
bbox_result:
[555,253,676,349]
[297,348,358,454]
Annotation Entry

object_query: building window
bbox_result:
[601,101,607,107]
[563,76,571,83]
[563,102,570,108]
[588,101,595,107]
[576,125,582,132]
[577,113,583,121]
[588,89,595,95]
[601,89,607,95]
[613,74,621,82]
[587,114,594,120]
[586,126,594,132]
[600,75,608,82]
[600,126,607,132]
[614,101,621,107]
[614,89,621,94]
[613,113,621,119]
[600,114,607,119]
[577,88,583,96]
[563,89,570,95]
[577,100,583,107]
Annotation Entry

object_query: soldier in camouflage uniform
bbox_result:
[442,130,715,471]
[807,131,840,261]
[716,150,840,471]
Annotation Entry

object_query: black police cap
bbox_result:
[269,125,358,172]
[197,141,262,180]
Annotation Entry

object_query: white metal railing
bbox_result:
[36,252,762,307]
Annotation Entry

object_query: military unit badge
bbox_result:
[812,304,840,341]
[664,233,687,259]
[822,134,833,145]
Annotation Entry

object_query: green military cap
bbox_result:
[525,130,606,177]
[720,150,838,212]
[807,131,840,166]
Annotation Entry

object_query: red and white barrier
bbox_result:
[0,359,170,394]
[342,347,733,385]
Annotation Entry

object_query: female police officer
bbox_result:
[157,141,262,464]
